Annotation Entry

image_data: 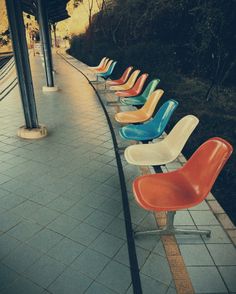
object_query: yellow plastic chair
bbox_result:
[115,89,164,124]
[124,115,199,165]
[109,70,140,91]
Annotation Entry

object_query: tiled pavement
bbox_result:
[0,50,235,294]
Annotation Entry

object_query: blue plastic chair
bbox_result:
[121,79,160,106]
[97,61,117,80]
[119,99,178,141]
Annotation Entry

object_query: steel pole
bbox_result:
[5,0,39,129]
[37,0,54,87]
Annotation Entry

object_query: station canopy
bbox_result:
[21,0,70,23]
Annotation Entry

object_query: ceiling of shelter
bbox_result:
[21,0,70,23]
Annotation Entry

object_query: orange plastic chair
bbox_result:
[88,57,107,70]
[133,137,233,237]
[107,66,133,86]
[115,73,149,97]
[115,89,164,124]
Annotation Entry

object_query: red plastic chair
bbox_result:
[115,73,149,97]
[107,66,133,86]
[133,137,233,237]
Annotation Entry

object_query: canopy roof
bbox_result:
[21,0,70,23]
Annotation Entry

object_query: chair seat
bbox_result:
[119,123,158,141]
[124,141,175,165]
[115,89,138,97]
[115,110,149,124]
[133,172,200,211]
[121,96,146,106]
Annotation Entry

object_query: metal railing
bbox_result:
[0,54,18,101]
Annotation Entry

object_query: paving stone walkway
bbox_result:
[0,51,235,294]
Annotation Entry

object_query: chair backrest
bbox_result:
[182,137,233,200]
[142,89,164,117]
[119,66,133,83]
[124,69,141,89]
[164,115,199,156]
[98,59,113,73]
[141,79,160,99]
[148,99,178,134]
[131,73,149,93]
[99,57,107,67]
[104,61,117,76]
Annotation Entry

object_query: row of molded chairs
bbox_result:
[90,57,233,238]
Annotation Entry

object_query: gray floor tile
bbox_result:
[65,203,94,221]
[175,225,204,244]
[25,255,66,288]
[27,228,63,253]
[0,233,21,260]
[48,267,92,294]
[0,264,20,291]
[46,214,80,236]
[174,211,195,226]
[96,260,131,293]
[84,210,114,230]
[27,206,60,226]
[218,266,236,292]
[7,219,43,242]
[47,237,85,265]
[46,196,76,212]
[190,210,219,225]
[0,276,44,294]
[179,244,214,266]
[141,252,172,285]
[114,243,150,268]
[199,225,231,244]
[152,240,166,257]
[105,217,126,240]
[29,190,59,205]
[71,248,110,279]
[2,243,42,273]
[207,244,236,265]
[68,223,101,246]
[89,232,124,258]
[0,194,25,210]
[78,193,107,209]
[187,266,227,293]
[9,200,42,218]
[140,273,168,294]
[98,198,122,217]
[85,281,117,294]
[0,211,21,233]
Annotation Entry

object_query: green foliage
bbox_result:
[69,0,236,85]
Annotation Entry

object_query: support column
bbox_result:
[6,0,47,139]
[37,0,58,92]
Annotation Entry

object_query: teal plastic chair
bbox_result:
[121,79,160,106]
[97,61,117,80]
[119,99,178,142]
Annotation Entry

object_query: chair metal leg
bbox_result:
[134,211,211,238]
[106,97,121,106]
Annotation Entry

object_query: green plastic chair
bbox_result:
[121,79,160,106]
